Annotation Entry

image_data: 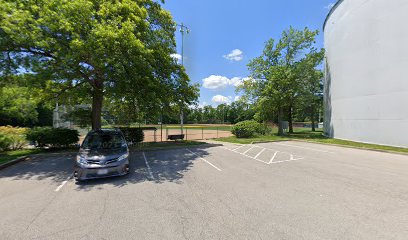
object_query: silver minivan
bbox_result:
[74,129,130,181]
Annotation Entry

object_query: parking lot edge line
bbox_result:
[186,149,222,172]
[142,152,155,179]
[55,174,73,192]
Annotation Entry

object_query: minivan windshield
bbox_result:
[82,133,125,150]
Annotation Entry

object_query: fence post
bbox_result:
[202,127,204,140]
[185,128,188,140]
[217,127,219,138]
[166,128,168,141]
[154,130,156,142]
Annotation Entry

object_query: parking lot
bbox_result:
[1,141,408,239]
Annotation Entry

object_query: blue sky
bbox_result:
[163,0,336,107]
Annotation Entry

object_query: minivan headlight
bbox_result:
[76,155,87,165]
[117,153,129,161]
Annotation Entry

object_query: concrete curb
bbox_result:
[0,156,28,170]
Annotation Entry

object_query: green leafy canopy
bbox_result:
[0,0,198,129]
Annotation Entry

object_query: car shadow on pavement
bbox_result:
[73,143,222,191]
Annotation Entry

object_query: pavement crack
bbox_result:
[24,193,58,233]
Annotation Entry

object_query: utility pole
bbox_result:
[177,23,190,135]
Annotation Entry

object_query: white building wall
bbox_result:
[324,0,408,147]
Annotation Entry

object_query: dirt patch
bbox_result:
[143,129,233,142]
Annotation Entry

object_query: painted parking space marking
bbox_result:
[232,145,245,151]
[187,149,222,172]
[268,151,278,164]
[143,152,154,180]
[55,174,73,192]
[254,148,265,159]
[221,144,304,165]
[243,146,254,155]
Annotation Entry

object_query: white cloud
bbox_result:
[223,49,243,62]
[325,2,335,9]
[202,75,244,89]
[202,75,231,89]
[211,95,242,105]
[229,77,243,87]
[212,95,232,105]
[170,53,182,63]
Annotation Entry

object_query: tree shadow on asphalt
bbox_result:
[0,152,77,182]
[0,144,223,191]
[72,143,223,191]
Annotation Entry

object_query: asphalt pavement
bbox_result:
[1,141,408,239]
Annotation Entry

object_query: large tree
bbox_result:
[242,27,324,135]
[0,0,196,129]
[0,74,54,127]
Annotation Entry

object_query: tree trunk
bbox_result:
[91,81,104,130]
[288,104,294,133]
[278,106,284,136]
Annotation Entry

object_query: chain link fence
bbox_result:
[142,126,233,142]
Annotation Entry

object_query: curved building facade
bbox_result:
[324,0,408,147]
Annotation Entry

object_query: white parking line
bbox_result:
[243,146,254,155]
[143,152,154,179]
[254,148,266,159]
[232,145,245,151]
[290,154,304,161]
[187,149,222,171]
[251,144,300,156]
[221,146,269,164]
[55,174,73,192]
[270,158,304,164]
[221,145,304,165]
[268,151,278,164]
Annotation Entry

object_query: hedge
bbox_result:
[26,127,79,148]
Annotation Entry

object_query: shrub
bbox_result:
[231,120,264,138]
[0,126,28,151]
[26,127,79,148]
[119,127,144,143]
[0,133,12,151]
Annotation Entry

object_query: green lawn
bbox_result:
[216,128,408,155]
